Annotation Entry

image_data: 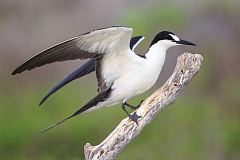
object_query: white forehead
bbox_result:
[169,34,180,41]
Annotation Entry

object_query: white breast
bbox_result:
[100,41,167,105]
[110,50,165,103]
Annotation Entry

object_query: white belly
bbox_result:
[99,48,165,105]
[116,70,159,100]
[109,57,162,103]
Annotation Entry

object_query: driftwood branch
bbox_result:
[84,53,203,160]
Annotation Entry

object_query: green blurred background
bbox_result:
[1,0,240,159]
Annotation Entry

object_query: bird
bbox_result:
[12,26,196,133]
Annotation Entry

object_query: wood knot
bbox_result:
[100,149,104,156]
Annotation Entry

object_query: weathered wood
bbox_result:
[84,53,203,160]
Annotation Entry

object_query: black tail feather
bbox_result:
[40,115,74,134]
[41,88,112,133]
[40,106,87,134]
[39,59,96,106]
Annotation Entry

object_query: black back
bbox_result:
[130,36,143,50]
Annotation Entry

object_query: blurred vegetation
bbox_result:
[121,5,185,34]
[1,0,240,160]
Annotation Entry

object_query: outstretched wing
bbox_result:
[39,35,143,105]
[12,26,133,75]
[39,59,95,106]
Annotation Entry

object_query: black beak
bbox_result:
[178,39,196,46]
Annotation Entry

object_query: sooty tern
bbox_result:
[12,26,196,132]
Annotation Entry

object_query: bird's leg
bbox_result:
[135,100,144,109]
[124,100,144,110]
[122,102,141,124]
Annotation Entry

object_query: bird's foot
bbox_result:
[128,112,141,124]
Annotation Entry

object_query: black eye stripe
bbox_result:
[168,35,174,40]
[150,31,177,47]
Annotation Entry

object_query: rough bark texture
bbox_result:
[84,53,203,160]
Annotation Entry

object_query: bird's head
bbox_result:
[150,31,196,50]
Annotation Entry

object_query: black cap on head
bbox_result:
[150,31,176,47]
[150,31,196,47]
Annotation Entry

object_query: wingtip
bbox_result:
[38,102,43,107]
[12,65,23,75]
[11,70,17,75]
[39,92,53,106]
[39,99,45,106]
[12,68,24,75]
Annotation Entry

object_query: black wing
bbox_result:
[39,36,144,105]
[12,38,96,75]
[39,59,96,106]
[12,27,133,75]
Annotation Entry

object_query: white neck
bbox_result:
[145,43,167,68]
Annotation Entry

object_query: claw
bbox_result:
[128,112,141,124]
